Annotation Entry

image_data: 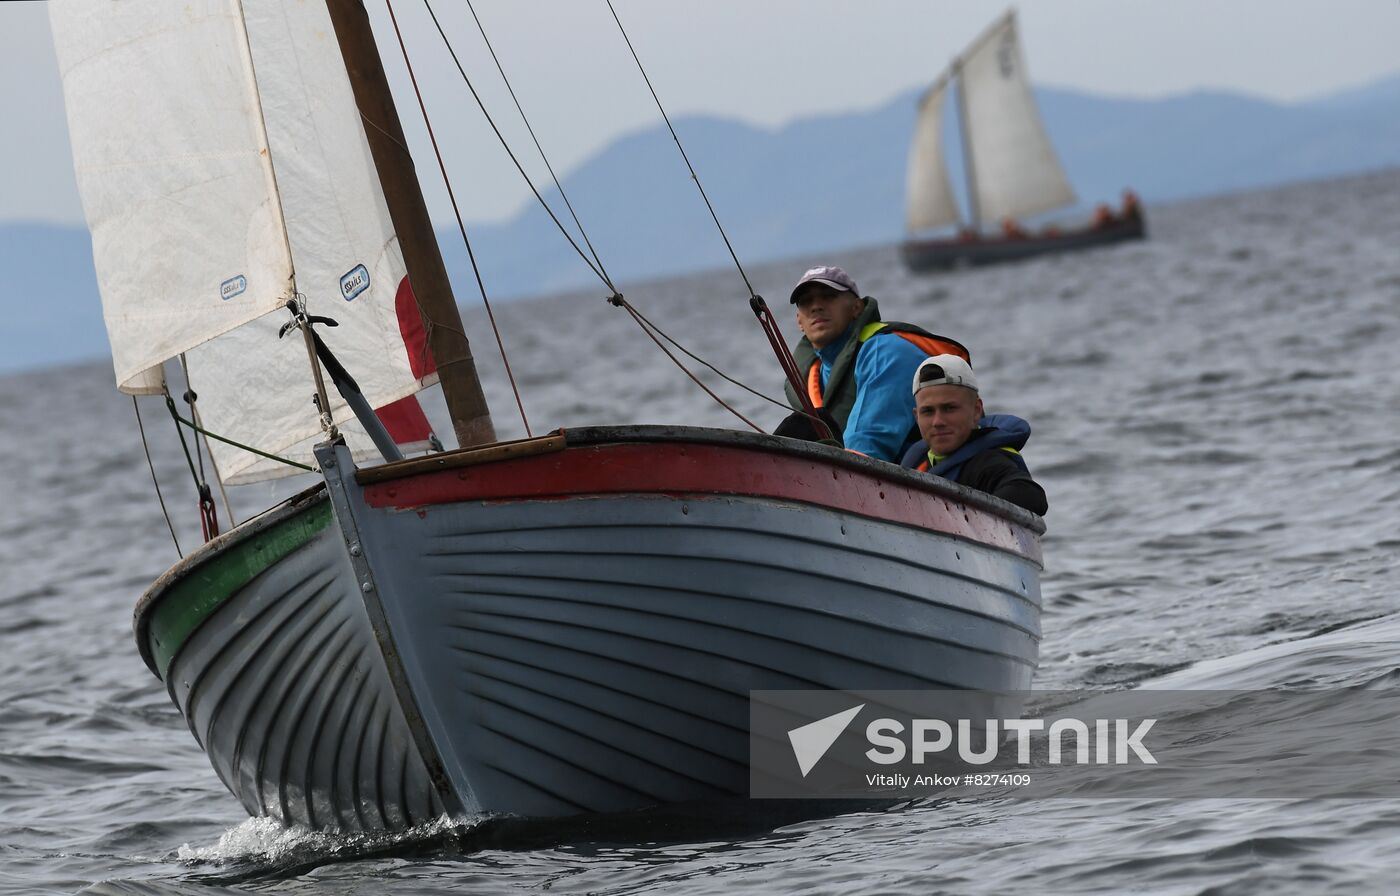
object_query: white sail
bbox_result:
[904,77,962,233]
[52,0,437,484]
[958,10,1075,224]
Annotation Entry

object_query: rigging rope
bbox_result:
[462,0,615,290]
[162,386,219,540]
[604,1,832,440]
[609,295,762,433]
[616,299,790,411]
[412,0,611,290]
[163,395,315,473]
[401,0,783,436]
[389,0,533,437]
[133,396,183,559]
[605,0,755,299]
[179,354,235,529]
[398,0,807,435]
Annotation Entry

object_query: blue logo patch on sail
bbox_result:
[340,264,370,302]
[220,275,247,301]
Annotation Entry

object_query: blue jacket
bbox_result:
[813,327,930,462]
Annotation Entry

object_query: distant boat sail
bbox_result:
[902,9,1144,270]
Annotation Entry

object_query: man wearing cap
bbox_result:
[900,355,1047,515]
[778,265,969,463]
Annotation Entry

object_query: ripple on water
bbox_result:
[8,171,1400,895]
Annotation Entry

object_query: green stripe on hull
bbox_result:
[146,501,334,680]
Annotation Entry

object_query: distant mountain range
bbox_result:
[5,74,1400,374]
[0,223,107,374]
[446,73,1400,299]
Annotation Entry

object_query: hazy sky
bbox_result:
[6,0,1400,227]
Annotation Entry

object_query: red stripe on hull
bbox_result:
[362,442,1040,561]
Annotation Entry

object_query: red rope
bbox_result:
[384,0,532,437]
[749,296,833,441]
[199,486,220,541]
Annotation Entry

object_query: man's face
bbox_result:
[794,285,863,349]
[915,384,984,456]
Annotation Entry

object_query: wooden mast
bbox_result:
[324,0,496,448]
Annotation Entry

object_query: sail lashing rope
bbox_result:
[133,396,183,558]
[148,372,314,552]
[142,380,313,554]
[161,383,218,541]
[160,403,315,474]
[397,0,786,433]
[179,355,237,528]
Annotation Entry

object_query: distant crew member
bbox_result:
[900,355,1048,514]
[1000,218,1028,239]
[775,265,969,463]
[1121,189,1142,221]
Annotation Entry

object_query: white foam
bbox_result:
[176,813,465,867]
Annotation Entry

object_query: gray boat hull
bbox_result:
[142,493,451,830]
[137,426,1044,827]
[902,212,1146,271]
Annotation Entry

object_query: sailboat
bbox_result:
[901,9,1145,271]
[52,0,1044,829]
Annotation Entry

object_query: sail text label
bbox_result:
[220,275,247,301]
[340,265,370,302]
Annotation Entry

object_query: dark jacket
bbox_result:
[899,414,1048,515]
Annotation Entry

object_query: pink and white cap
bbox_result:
[789,265,859,303]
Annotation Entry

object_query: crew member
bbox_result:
[776,265,968,463]
[900,355,1047,514]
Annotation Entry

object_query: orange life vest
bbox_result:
[806,323,971,409]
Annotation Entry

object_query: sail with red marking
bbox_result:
[51,0,442,483]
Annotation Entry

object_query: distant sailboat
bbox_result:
[901,9,1145,271]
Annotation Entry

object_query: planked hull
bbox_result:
[137,426,1044,827]
[137,492,450,830]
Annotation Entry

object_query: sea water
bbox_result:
[3,169,1399,894]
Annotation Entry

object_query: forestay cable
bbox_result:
[404,0,781,432]
[388,0,533,436]
[415,0,611,292]
[461,0,616,291]
[605,2,833,439]
[605,0,754,298]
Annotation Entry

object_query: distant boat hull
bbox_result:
[901,213,1146,271]
[135,426,1044,828]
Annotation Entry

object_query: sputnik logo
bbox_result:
[787,704,865,777]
